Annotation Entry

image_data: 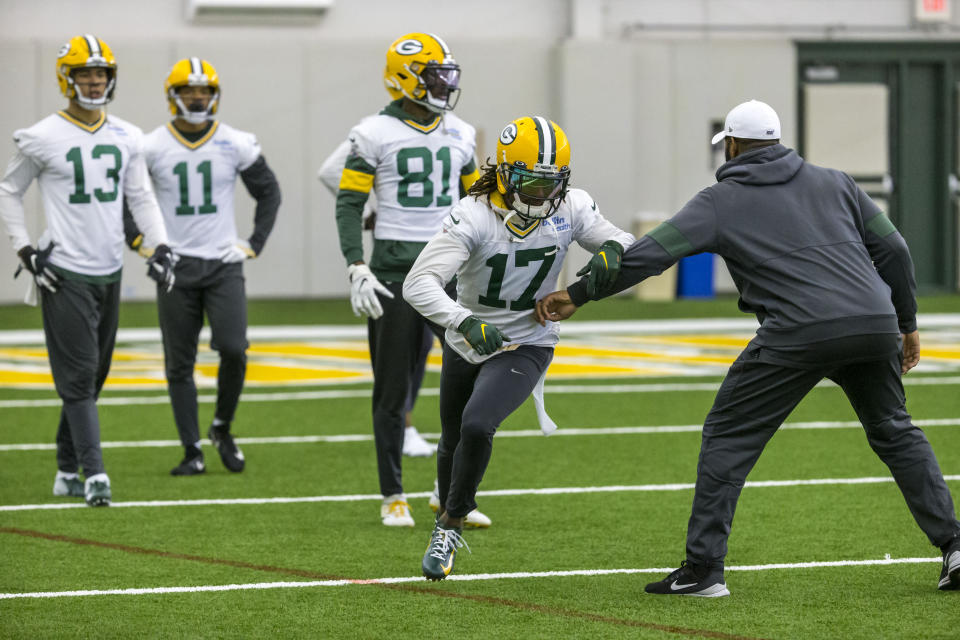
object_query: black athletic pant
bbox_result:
[157,257,247,449]
[368,280,445,497]
[437,344,553,518]
[686,334,960,568]
[42,277,121,477]
[405,326,434,416]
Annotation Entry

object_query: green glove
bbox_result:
[576,240,624,299]
[458,315,511,356]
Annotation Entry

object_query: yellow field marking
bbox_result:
[0,370,164,387]
[247,343,370,361]
[546,362,669,377]
[1,332,959,390]
[555,344,735,365]
[0,348,50,360]
[196,363,367,383]
[629,335,751,348]
[923,346,960,360]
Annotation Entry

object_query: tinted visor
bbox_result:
[421,63,460,100]
[506,167,568,203]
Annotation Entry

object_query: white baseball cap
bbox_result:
[711,100,781,144]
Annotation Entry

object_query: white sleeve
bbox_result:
[0,150,40,252]
[317,140,351,195]
[236,131,262,172]
[123,138,168,248]
[403,228,474,332]
[571,192,635,253]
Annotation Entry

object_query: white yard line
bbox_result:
[2,474,959,512]
[0,555,942,600]
[2,418,959,452]
[1,375,959,409]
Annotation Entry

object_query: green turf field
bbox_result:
[1,297,959,638]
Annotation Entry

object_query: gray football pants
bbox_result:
[437,344,554,518]
[687,334,960,568]
[157,258,247,449]
[42,277,121,477]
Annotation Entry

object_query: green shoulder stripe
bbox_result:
[646,222,693,258]
[866,212,897,238]
[460,157,477,175]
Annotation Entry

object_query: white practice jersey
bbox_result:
[0,111,167,275]
[347,111,475,242]
[144,121,260,259]
[404,188,635,364]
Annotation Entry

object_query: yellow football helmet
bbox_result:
[55,34,117,108]
[383,32,460,113]
[495,117,571,220]
[165,57,220,124]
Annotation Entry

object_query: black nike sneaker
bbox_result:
[422,521,469,581]
[939,536,960,591]
[208,424,245,473]
[645,561,730,597]
[170,447,205,476]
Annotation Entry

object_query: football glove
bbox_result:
[146,243,177,293]
[221,239,257,263]
[458,315,511,356]
[347,263,394,319]
[15,243,60,293]
[576,240,624,299]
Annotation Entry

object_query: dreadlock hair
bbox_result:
[467,158,499,199]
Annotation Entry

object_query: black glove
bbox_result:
[16,243,60,293]
[146,243,176,293]
[576,240,624,299]
[458,315,511,356]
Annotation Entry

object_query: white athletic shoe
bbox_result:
[84,472,111,507]
[402,426,437,457]
[381,495,415,527]
[429,479,492,529]
[52,471,84,497]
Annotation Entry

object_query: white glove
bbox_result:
[221,239,256,263]
[347,263,394,319]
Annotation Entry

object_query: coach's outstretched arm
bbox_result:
[536,189,718,325]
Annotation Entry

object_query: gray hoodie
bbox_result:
[569,144,917,346]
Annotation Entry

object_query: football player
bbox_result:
[321,138,491,528]
[333,32,482,528]
[0,35,174,507]
[124,57,281,476]
[403,117,635,579]
[319,141,438,458]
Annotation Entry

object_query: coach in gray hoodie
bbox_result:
[536,100,960,597]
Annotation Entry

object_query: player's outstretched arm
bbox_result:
[535,291,578,326]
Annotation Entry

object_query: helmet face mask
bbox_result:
[165,58,220,124]
[498,165,570,220]
[384,33,460,113]
[56,34,117,109]
[418,62,461,112]
[495,117,572,221]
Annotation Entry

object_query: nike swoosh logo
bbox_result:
[670,581,697,591]
[591,201,597,211]
[599,251,608,269]
[510,368,525,375]
[442,553,455,575]
[450,214,460,224]
[480,324,487,341]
